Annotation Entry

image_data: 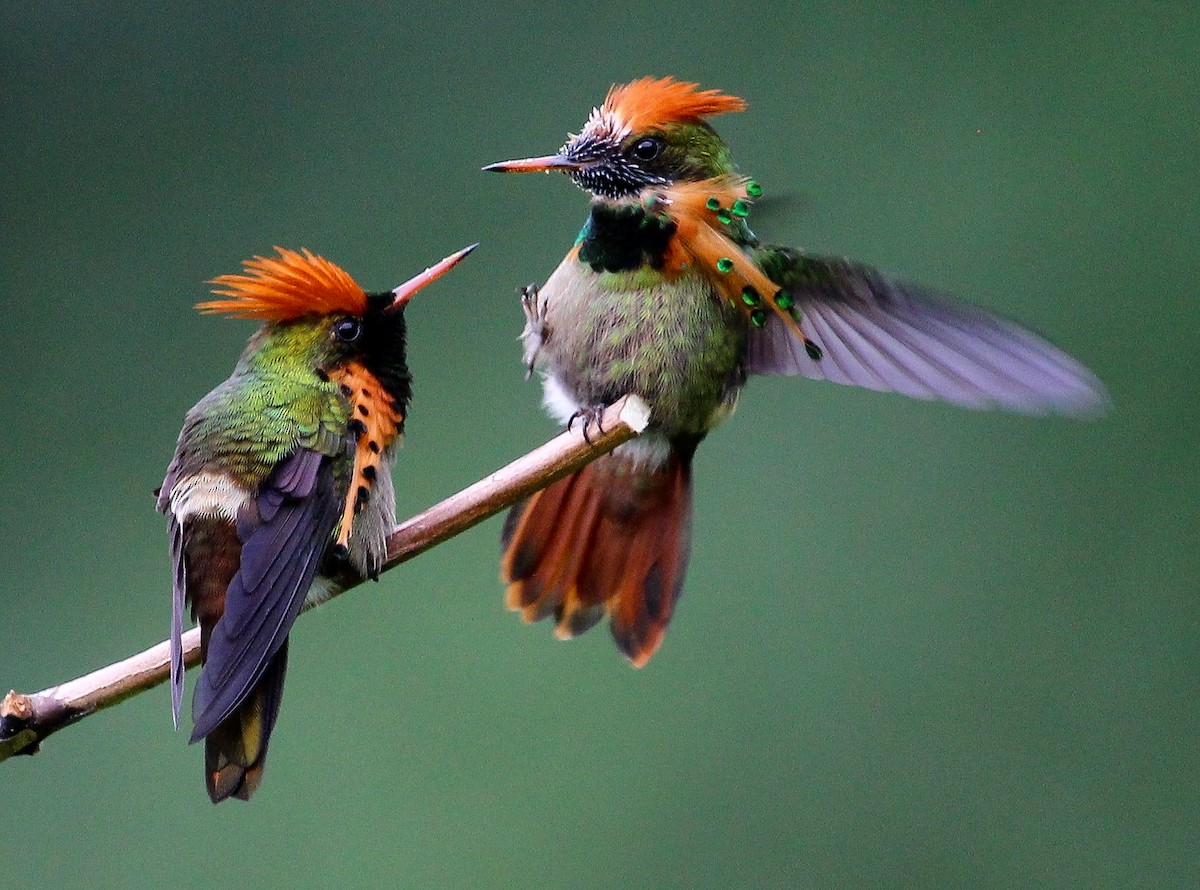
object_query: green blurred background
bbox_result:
[3,2,1196,887]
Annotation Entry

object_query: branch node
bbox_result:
[618,394,652,433]
[1,691,39,755]
[1,690,32,723]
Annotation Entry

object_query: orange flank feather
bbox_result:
[501,451,693,668]
[603,76,746,132]
[200,247,368,321]
[328,361,403,555]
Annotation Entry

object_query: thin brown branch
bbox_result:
[0,395,650,763]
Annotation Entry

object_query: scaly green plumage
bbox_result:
[170,323,353,487]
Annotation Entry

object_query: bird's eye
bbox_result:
[333,318,363,343]
[630,138,662,162]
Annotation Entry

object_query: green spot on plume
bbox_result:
[716,257,734,274]
[750,308,768,328]
[746,181,764,198]
[732,200,749,218]
[705,197,721,211]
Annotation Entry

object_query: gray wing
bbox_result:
[749,246,1110,416]
[157,462,188,729]
[189,447,341,743]
[167,513,186,728]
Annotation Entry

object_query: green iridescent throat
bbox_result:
[576,203,679,273]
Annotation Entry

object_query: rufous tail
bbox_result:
[501,445,693,666]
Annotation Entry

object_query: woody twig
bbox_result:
[0,395,650,763]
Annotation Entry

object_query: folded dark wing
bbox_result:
[748,247,1109,416]
[189,447,340,743]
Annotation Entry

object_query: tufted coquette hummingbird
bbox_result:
[158,244,474,802]
[485,76,1108,668]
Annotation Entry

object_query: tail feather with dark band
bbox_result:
[501,446,693,666]
[204,641,288,802]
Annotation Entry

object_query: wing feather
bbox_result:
[168,514,186,729]
[748,247,1110,416]
[189,447,340,743]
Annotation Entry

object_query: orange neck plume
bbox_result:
[653,177,817,354]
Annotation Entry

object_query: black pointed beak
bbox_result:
[482,154,580,174]
[386,243,478,311]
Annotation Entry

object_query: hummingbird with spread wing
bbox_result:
[158,244,474,801]
[485,76,1107,668]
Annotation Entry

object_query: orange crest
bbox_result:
[603,76,746,132]
[199,247,367,321]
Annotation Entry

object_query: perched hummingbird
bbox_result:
[485,76,1108,668]
[158,244,474,802]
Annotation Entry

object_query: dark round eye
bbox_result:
[333,317,362,343]
[631,138,662,161]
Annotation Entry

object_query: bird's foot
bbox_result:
[568,404,609,445]
[519,284,548,379]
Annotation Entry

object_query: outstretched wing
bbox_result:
[188,446,342,743]
[748,246,1110,416]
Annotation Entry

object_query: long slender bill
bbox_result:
[482,155,580,174]
[388,243,479,310]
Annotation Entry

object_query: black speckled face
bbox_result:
[562,132,670,199]
[561,119,731,200]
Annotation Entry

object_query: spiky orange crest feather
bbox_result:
[603,76,746,132]
[199,247,367,321]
